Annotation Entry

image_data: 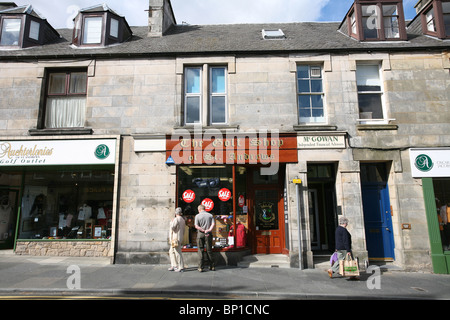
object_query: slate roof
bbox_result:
[0,21,449,60]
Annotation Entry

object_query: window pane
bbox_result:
[0,18,21,46]
[186,96,200,124]
[358,93,383,119]
[83,16,102,44]
[383,5,398,16]
[443,3,450,36]
[311,95,323,108]
[356,65,381,88]
[298,80,310,93]
[445,14,450,36]
[186,68,201,94]
[45,96,86,128]
[69,72,87,94]
[299,107,311,119]
[211,68,226,93]
[297,65,309,78]
[298,95,311,108]
[18,168,114,240]
[426,8,436,32]
[48,73,67,95]
[311,80,323,93]
[110,18,119,38]
[211,96,226,123]
[312,107,324,118]
[29,20,40,41]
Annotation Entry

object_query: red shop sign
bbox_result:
[218,188,231,202]
[182,190,195,203]
[201,198,214,212]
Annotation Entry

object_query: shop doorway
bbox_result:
[0,188,19,250]
[360,163,395,261]
[248,167,286,254]
[307,164,337,253]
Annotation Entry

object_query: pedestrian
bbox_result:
[328,216,352,278]
[168,207,185,272]
[195,204,216,272]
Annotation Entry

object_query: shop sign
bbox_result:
[218,188,231,201]
[182,190,196,203]
[297,135,346,149]
[201,198,214,212]
[0,139,116,166]
[166,133,298,165]
[410,148,450,177]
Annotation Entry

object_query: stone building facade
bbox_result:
[0,0,449,273]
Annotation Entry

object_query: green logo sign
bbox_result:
[95,144,110,160]
[415,154,433,172]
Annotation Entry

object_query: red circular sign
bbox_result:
[218,188,231,202]
[201,198,214,212]
[182,190,195,203]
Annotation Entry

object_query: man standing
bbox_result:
[195,204,216,272]
[168,207,186,272]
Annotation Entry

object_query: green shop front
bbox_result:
[0,137,119,257]
[410,148,450,274]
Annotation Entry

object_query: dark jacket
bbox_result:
[335,226,352,251]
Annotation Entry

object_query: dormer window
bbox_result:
[72,4,132,48]
[342,0,407,41]
[419,0,450,39]
[0,17,21,45]
[0,5,59,49]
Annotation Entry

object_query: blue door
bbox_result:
[361,164,395,260]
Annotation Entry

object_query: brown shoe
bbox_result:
[327,269,333,278]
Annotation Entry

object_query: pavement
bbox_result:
[0,251,449,300]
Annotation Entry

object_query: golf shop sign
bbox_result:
[410,149,450,178]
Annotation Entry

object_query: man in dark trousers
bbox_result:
[328,216,352,278]
[195,204,216,272]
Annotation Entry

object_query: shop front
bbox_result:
[0,137,119,257]
[166,132,298,257]
[410,148,450,274]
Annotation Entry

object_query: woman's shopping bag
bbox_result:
[339,255,360,277]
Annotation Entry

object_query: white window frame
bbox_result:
[184,65,228,126]
[82,16,103,45]
[297,64,326,124]
[356,63,387,124]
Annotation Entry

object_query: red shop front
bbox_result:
[166,132,298,255]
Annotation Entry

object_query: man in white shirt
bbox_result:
[195,204,216,272]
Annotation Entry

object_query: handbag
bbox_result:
[339,254,360,277]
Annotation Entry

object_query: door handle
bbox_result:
[386,227,390,231]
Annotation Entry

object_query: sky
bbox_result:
[12,0,420,29]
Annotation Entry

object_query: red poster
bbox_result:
[238,195,245,207]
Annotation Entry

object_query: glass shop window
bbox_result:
[18,168,114,240]
[177,166,248,250]
[434,178,450,252]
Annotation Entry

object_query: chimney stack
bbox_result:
[148,0,176,37]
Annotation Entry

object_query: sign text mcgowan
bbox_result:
[297,135,346,149]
